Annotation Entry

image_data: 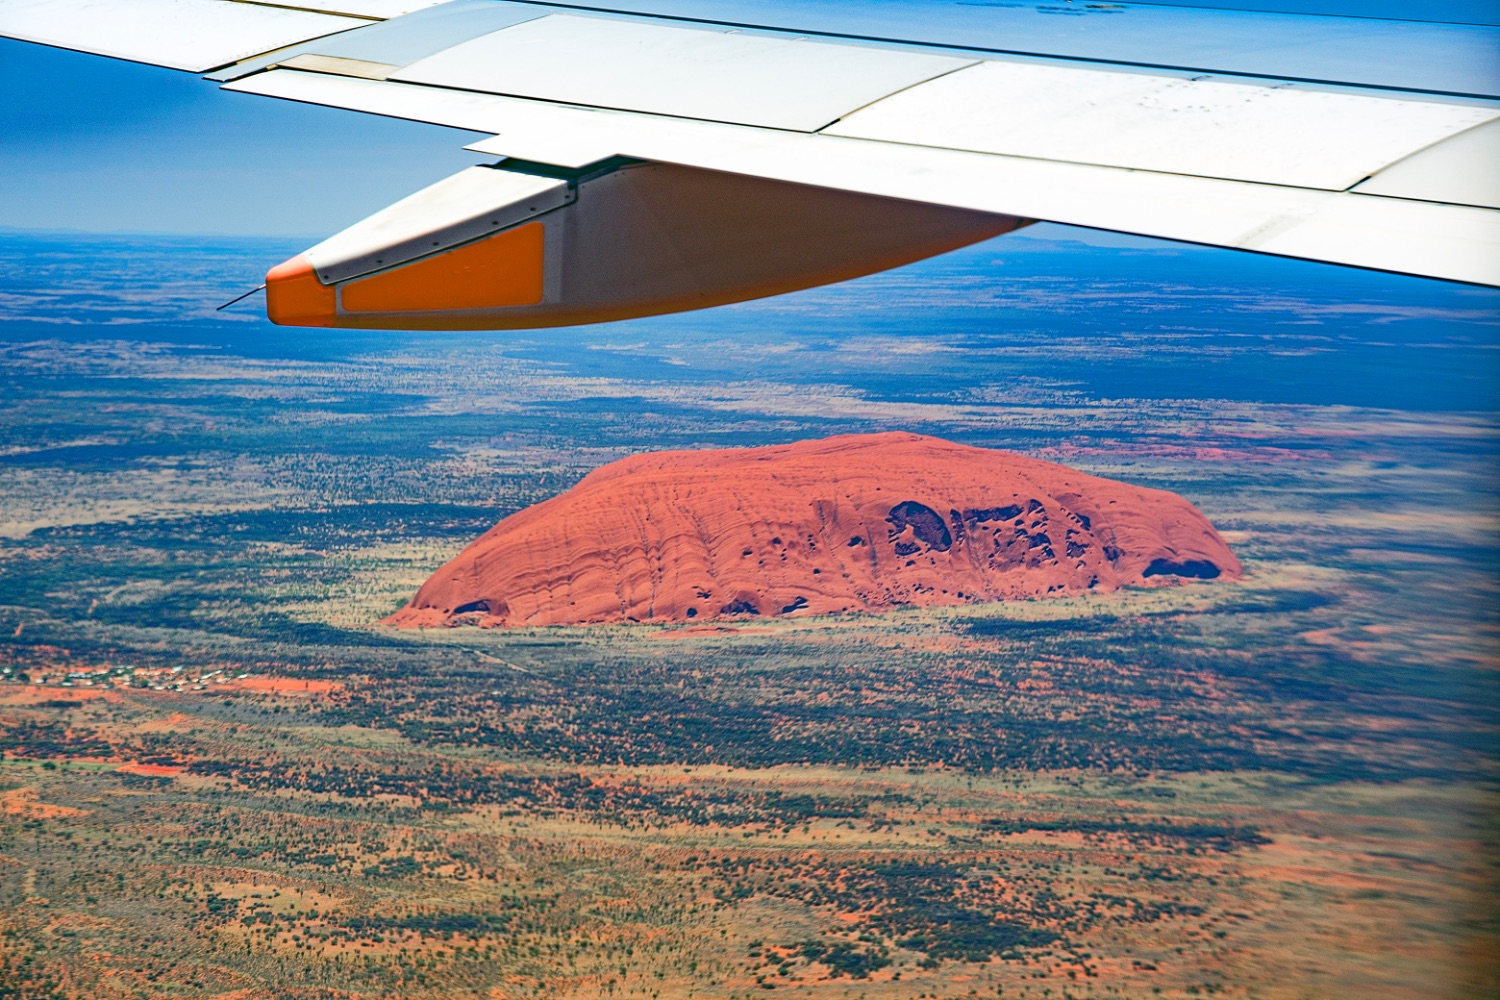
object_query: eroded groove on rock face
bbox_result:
[887,500,953,553]
[385,432,1242,629]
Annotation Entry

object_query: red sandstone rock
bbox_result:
[386,432,1240,628]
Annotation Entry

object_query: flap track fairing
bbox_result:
[266,159,1027,330]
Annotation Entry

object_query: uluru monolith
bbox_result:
[386,432,1240,628]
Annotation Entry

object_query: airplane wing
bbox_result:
[3,0,1497,330]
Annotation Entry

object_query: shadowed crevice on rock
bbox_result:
[1143,558,1223,580]
[886,500,953,552]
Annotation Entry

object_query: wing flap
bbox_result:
[206,0,546,83]
[277,0,450,17]
[824,60,1499,192]
[519,0,1500,98]
[386,13,976,132]
[0,0,367,73]
[1353,120,1500,210]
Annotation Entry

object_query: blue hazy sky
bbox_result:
[0,38,484,238]
[1,0,1496,237]
[1122,0,1496,17]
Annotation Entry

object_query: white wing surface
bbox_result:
[0,0,367,72]
[3,0,1497,329]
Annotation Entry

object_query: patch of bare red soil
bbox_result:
[648,626,777,640]
[115,762,184,777]
[220,677,341,696]
[0,788,86,819]
[386,432,1240,628]
[0,686,111,706]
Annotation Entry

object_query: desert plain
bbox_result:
[0,227,1495,999]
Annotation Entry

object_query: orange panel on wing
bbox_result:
[341,222,546,314]
[265,255,336,327]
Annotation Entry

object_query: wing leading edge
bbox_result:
[3,0,1497,330]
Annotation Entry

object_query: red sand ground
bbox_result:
[387,432,1240,628]
[0,788,86,819]
[114,763,184,777]
[0,686,111,706]
[219,677,341,696]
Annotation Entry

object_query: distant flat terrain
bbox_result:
[0,227,1495,999]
